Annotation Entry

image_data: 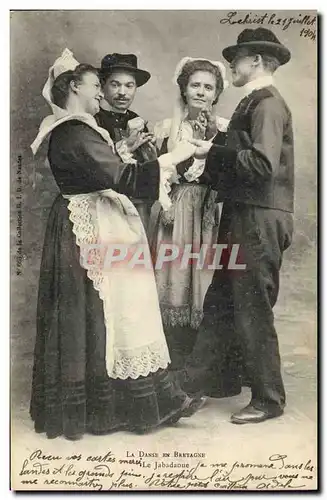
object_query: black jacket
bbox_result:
[48,120,159,201]
[95,108,147,143]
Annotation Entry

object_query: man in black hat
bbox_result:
[95,53,154,229]
[184,28,294,424]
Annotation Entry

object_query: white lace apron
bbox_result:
[64,190,170,379]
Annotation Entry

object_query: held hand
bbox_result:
[125,129,154,153]
[190,119,206,140]
[187,138,212,159]
[127,117,146,135]
[139,142,158,162]
[202,109,218,140]
[198,109,208,128]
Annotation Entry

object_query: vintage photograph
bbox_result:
[10,10,317,491]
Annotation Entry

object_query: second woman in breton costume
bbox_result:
[149,57,229,377]
[29,49,202,440]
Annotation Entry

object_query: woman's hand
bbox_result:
[187,138,212,159]
[127,117,146,135]
[202,109,218,140]
[190,119,206,140]
[189,110,208,140]
[139,142,158,162]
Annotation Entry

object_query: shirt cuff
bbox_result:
[158,155,179,186]
[115,140,137,165]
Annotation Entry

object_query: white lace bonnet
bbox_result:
[42,48,81,117]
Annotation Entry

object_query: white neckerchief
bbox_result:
[243,75,274,98]
[30,111,114,155]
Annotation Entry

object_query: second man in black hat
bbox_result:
[95,53,154,230]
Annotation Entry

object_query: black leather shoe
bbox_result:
[65,433,84,441]
[230,404,283,424]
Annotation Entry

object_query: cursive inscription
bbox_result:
[219,11,316,39]
[16,450,316,491]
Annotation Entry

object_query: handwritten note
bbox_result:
[219,11,317,40]
[16,449,316,491]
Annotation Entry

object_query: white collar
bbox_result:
[31,112,114,155]
[243,76,274,97]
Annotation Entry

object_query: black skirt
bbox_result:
[30,195,187,440]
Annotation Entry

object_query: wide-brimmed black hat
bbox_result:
[222,28,291,65]
[99,53,151,87]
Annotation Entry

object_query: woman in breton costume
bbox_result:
[149,57,229,377]
[29,49,202,440]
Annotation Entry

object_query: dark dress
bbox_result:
[95,107,152,230]
[30,119,188,440]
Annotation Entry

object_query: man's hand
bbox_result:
[127,117,146,135]
[188,138,212,159]
[125,128,154,153]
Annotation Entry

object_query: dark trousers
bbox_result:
[184,202,293,411]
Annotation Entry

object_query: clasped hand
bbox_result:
[190,108,218,141]
[125,128,156,153]
[187,138,212,159]
[124,127,158,162]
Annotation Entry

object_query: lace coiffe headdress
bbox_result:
[167,56,229,151]
[41,48,81,117]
